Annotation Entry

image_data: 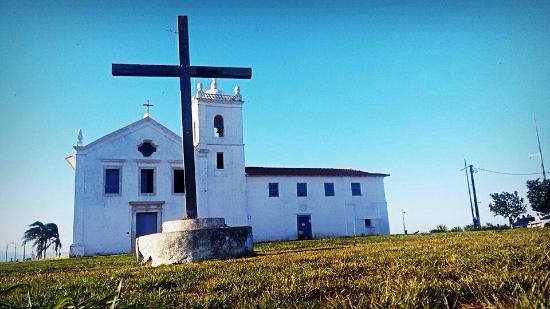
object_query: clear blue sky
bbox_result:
[1,0,549,255]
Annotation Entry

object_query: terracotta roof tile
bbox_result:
[245,166,389,177]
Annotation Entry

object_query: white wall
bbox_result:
[193,96,248,227]
[71,119,185,256]
[246,175,390,242]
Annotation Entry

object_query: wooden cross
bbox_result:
[112,16,252,219]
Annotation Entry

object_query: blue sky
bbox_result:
[1,0,549,255]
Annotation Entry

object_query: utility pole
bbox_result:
[401,210,407,235]
[469,165,481,228]
[5,242,16,263]
[534,116,546,180]
[464,159,476,226]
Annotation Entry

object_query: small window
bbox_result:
[138,140,157,157]
[351,182,362,196]
[105,168,120,194]
[364,219,372,227]
[216,152,224,169]
[324,183,335,196]
[268,183,279,197]
[214,115,224,137]
[140,169,155,194]
[297,183,307,197]
[173,169,185,194]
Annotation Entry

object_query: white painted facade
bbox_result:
[247,175,389,242]
[192,81,249,227]
[68,80,390,256]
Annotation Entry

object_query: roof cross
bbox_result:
[142,100,154,117]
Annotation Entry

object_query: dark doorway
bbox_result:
[297,215,312,240]
[136,212,158,238]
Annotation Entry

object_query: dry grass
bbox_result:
[1,229,549,308]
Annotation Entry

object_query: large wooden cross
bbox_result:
[112,16,252,219]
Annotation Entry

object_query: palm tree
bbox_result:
[22,221,48,259]
[45,223,62,257]
[22,221,62,259]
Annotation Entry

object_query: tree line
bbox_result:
[429,178,549,233]
[487,178,550,226]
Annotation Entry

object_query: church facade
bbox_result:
[67,80,390,257]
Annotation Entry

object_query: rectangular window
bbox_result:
[351,182,362,196]
[173,169,185,194]
[324,182,335,196]
[364,219,372,227]
[140,168,154,194]
[216,152,224,169]
[297,183,307,197]
[268,183,279,197]
[105,168,120,194]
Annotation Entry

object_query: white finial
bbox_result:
[234,84,242,100]
[204,78,223,95]
[196,82,204,98]
[77,129,83,146]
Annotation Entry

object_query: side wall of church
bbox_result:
[246,175,390,242]
[71,122,185,256]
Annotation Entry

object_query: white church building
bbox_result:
[66,80,390,257]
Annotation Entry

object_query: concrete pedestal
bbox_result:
[136,218,253,267]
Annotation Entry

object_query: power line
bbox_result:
[476,168,541,176]
[460,160,542,229]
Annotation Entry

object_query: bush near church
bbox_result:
[526,178,550,215]
[488,191,526,227]
[429,224,448,233]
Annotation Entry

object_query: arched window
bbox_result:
[214,115,224,137]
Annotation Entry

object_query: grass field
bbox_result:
[1,229,549,308]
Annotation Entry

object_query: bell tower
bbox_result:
[192,79,248,226]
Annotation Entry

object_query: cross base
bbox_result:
[135,218,253,266]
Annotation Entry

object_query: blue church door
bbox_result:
[297,215,312,240]
[136,212,158,238]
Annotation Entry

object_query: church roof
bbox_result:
[245,167,389,177]
[74,116,181,152]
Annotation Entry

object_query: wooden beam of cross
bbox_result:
[112,16,252,219]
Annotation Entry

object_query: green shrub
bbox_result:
[449,226,463,232]
[429,224,448,233]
